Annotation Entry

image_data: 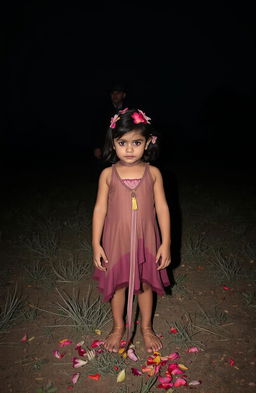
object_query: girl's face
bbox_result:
[113,130,151,165]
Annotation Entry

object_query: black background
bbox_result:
[2,3,256,167]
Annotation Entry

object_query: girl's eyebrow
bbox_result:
[116,138,144,142]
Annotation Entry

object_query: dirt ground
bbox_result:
[0,158,255,393]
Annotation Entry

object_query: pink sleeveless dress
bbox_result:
[93,163,170,340]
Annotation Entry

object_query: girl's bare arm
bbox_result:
[150,166,171,270]
[92,168,110,271]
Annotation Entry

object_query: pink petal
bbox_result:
[168,352,180,360]
[170,368,183,375]
[59,339,72,347]
[223,285,231,290]
[187,346,199,353]
[77,347,87,357]
[188,380,201,386]
[158,376,172,384]
[174,377,187,387]
[53,350,65,359]
[20,334,28,342]
[95,349,104,353]
[119,107,128,114]
[131,367,142,376]
[72,373,80,385]
[90,339,104,348]
[168,363,179,372]
[154,365,161,375]
[127,348,138,361]
[229,358,235,366]
[157,383,173,389]
[72,357,87,368]
[169,328,178,334]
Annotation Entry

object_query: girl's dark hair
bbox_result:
[103,109,159,163]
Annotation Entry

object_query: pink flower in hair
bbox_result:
[110,114,120,129]
[118,107,129,114]
[138,109,151,124]
[151,135,157,144]
[131,109,151,125]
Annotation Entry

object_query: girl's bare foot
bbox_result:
[104,326,125,352]
[141,326,162,353]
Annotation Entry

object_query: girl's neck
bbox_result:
[117,159,143,167]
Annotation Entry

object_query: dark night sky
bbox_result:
[2,3,256,161]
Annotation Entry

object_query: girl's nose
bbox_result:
[126,143,133,152]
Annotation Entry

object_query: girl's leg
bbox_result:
[104,287,126,352]
[137,282,162,353]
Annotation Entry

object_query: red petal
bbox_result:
[158,376,172,384]
[88,373,101,381]
[167,352,180,360]
[157,383,173,389]
[229,358,235,366]
[169,328,178,334]
[174,377,187,387]
[187,346,199,353]
[90,340,104,348]
[131,367,142,376]
[20,334,28,342]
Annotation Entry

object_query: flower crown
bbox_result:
[109,108,151,129]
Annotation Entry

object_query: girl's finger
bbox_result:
[101,251,109,264]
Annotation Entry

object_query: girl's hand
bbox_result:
[155,244,171,270]
[93,245,108,272]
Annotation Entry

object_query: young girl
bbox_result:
[92,108,171,353]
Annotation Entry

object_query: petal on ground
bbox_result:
[59,339,72,347]
[72,373,80,385]
[188,380,201,386]
[20,334,28,342]
[88,373,101,381]
[174,378,187,387]
[187,346,199,353]
[131,367,142,376]
[127,348,138,361]
[117,369,126,382]
[158,376,172,384]
[53,350,65,359]
[91,339,104,348]
[167,352,180,360]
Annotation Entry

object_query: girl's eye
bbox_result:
[133,141,141,146]
[118,141,125,146]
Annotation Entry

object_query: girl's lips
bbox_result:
[125,156,135,158]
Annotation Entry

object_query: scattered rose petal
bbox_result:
[174,378,187,387]
[158,376,172,384]
[113,366,119,371]
[72,373,80,385]
[168,352,180,360]
[154,364,161,375]
[88,373,101,381]
[72,357,88,368]
[95,329,101,335]
[127,348,138,361]
[169,328,178,334]
[157,383,174,389]
[187,346,199,353]
[28,336,35,342]
[77,347,87,357]
[188,380,201,386]
[67,386,74,390]
[59,339,72,347]
[95,349,104,354]
[90,339,104,348]
[131,367,142,376]
[21,334,28,342]
[178,364,188,370]
[117,369,126,383]
[120,340,127,347]
[170,368,183,375]
[53,350,65,359]
[229,358,235,366]
[142,365,155,376]
[223,285,231,290]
